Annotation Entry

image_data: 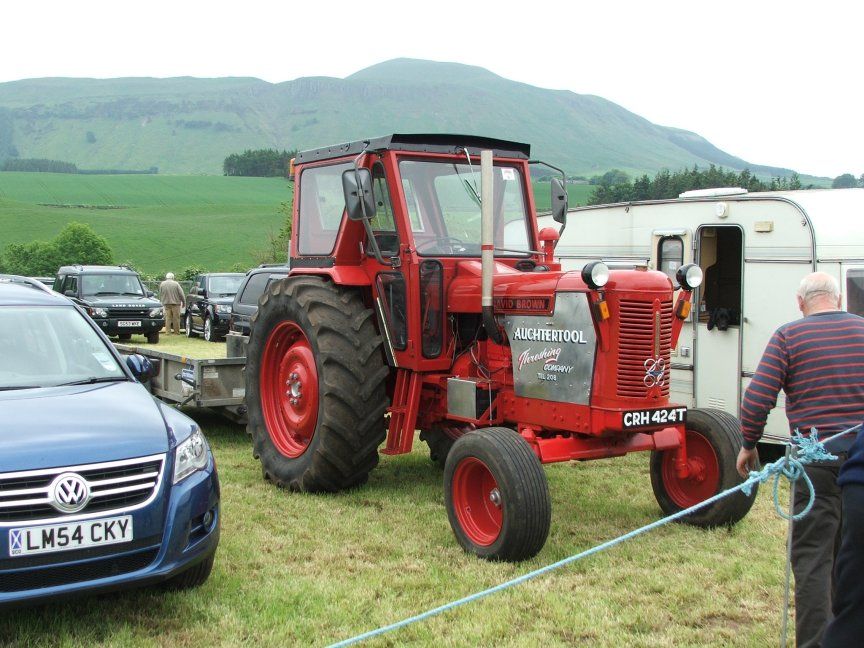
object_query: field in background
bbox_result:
[0,405,792,646]
[0,173,293,275]
[0,173,593,276]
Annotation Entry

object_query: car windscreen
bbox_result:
[0,306,125,390]
[208,275,244,296]
[81,274,144,296]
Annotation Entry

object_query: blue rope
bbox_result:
[328,426,855,648]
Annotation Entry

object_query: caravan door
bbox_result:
[693,225,744,415]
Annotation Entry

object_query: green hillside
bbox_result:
[0,59,801,178]
[0,173,292,275]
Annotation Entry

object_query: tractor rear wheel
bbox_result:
[245,276,389,492]
[650,408,757,527]
[444,427,550,561]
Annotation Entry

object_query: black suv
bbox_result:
[54,265,164,343]
[185,273,245,342]
[229,265,291,337]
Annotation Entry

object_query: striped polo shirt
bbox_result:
[741,310,864,451]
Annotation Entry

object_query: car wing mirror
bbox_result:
[64,289,76,297]
[126,353,158,382]
[551,177,568,224]
[342,168,376,221]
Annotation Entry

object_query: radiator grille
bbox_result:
[0,455,165,523]
[617,299,672,397]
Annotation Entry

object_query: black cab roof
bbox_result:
[295,133,531,165]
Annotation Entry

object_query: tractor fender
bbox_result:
[289,266,371,286]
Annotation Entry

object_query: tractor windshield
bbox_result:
[398,159,532,257]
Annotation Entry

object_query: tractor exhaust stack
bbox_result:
[481,149,502,344]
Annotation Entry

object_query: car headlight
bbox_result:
[149,307,164,318]
[91,307,109,318]
[216,304,232,314]
[173,428,210,483]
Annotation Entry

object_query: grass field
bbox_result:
[0,173,594,278]
[0,334,794,647]
[0,173,294,276]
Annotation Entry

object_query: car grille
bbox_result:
[0,548,159,592]
[616,299,672,398]
[108,307,150,317]
[0,455,165,524]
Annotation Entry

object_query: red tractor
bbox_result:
[245,134,756,561]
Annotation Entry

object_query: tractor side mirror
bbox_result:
[342,168,377,221]
[551,177,568,224]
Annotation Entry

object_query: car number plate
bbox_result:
[8,515,133,557]
[622,407,687,429]
[117,320,142,328]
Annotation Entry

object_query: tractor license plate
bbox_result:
[8,515,133,557]
[623,407,687,429]
[117,320,141,328]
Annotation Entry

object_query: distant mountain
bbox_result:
[0,58,799,178]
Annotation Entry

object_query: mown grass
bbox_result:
[0,399,793,647]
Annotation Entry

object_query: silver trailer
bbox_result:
[540,188,864,445]
[115,343,247,422]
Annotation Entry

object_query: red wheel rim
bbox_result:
[452,457,502,546]
[661,429,721,508]
[260,321,319,458]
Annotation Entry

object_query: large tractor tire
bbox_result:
[650,408,757,527]
[444,427,551,562]
[245,276,389,492]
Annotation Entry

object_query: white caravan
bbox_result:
[542,188,864,446]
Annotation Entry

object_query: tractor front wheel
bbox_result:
[444,427,550,561]
[650,408,757,527]
[245,276,389,492]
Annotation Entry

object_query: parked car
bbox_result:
[0,275,220,607]
[53,265,165,344]
[229,265,291,337]
[185,273,244,342]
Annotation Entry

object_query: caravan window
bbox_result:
[658,236,683,280]
[846,269,864,316]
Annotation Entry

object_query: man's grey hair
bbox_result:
[797,272,840,302]
[165,272,175,280]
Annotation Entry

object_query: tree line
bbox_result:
[223,148,297,177]
[588,165,804,205]
[0,222,113,276]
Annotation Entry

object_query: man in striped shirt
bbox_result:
[736,272,864,648]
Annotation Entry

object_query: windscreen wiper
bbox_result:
[57,376,127,387]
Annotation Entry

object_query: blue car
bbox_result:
[0,276,219,607]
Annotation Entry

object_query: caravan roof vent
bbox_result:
[678,187,748,198]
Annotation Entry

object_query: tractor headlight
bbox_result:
[581,262,610,290]
[91,307,108,318]
[149,307,164,318]
[173,428,210,483]
[676,264,703,291]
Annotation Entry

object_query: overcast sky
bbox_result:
[2,0,861,178]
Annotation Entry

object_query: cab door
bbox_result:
[693,225,744,415]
